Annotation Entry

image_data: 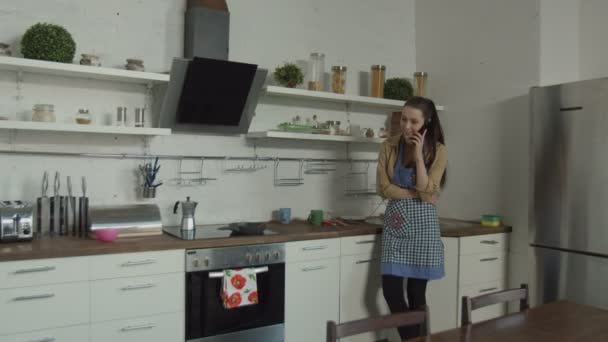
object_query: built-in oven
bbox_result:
[185,243,285,342]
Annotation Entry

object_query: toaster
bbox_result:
[0,200,34,242]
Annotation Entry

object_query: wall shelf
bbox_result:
[264,85,444,111]
[247,131,384,144]
[0,120,171,136]
[0,56,170,85]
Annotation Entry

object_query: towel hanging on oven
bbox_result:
[221,268,259,309]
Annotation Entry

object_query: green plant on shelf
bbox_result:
[384,77,413,101]
[21,23,76,63]
[273,62,304,88]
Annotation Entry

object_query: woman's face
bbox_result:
[400,106,425,142]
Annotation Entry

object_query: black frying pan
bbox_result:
[219,222,268,235]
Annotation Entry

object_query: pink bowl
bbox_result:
[94,228,120,242]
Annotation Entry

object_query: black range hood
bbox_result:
[159,0,267,134]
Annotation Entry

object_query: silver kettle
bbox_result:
[173,196,197,231]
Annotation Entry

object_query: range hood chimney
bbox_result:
[159,0,267,134]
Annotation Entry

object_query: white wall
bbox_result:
[415,0,540,302]
[579,0,608,80]
[0,0,416,226]
[539,0,580,85]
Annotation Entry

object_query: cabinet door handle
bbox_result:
[120,259,156,267]
[355,240,376,244]
[479,287,498,293]
[480,240,499,245]
[356,259,377,264]
[27,338,55,342]
[302,265,327,272]
[302,246,328,251]
[121,283,157,291]
[13,266,56,274]
[13,293,55,301]
[120,323,157,332]
[480,257,499,262]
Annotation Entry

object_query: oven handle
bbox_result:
[208,266,269,279]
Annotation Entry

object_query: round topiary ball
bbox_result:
[384,77,414,101]
[21,23,76,63]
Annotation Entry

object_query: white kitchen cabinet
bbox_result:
[0,282,89,335]
[90,312,183,342]
[1,324,89,342]
[426,238,459,333]
[0,256,88,289]
[456,233,509,325]
[90,273,184,322]
[339,254,387,342]
[0,249,185,341]
[285,257,340,342]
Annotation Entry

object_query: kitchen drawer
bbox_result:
[90,312,183,342]
[459,233,509,255]
[0,256,88,289]
[458,280,507,325]
[1,324,89,342]
[91,273,184,322]
[340,234,381,256]
[285,238,339,263]
[0,282,89,335]
[89,249,184,280]
[459,252,507,286]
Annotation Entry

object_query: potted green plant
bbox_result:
[384,77,414,101]
[273,63,304,88]
[21,23,76,63]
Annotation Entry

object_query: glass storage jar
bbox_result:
[76,109,92,124]
[331,66,347,94]
[308,53,325,91]
[371,65,386,98]
[32,104,56,122]
[414,71,428,97]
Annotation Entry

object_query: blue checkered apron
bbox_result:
[381,198,445,280]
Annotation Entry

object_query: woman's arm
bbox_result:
[376,142,417,200]
[415,143,447,203]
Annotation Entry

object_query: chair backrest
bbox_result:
[461,283,529,326]
[326,307,428,342]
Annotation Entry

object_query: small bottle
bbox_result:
[116,107,127,127]
[76,109,92,124]
[135,108,145,127]
[371,65,386,98]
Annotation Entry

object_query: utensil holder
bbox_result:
[142,186,157,198]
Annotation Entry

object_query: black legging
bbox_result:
[382,274,428,340]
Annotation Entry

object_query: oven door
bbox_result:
[186,263,285,342]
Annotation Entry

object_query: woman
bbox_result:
[376,96,447,340]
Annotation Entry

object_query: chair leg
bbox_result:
[461,296,472,326]
[520,284,530,311]
[326,321,337,342]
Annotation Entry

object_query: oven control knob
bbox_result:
[204,258,209,267]
[273,252,280,260]
[265,253,271,261]
[245,253,253,263]
[255,253,262,262]
[193,259,200,268]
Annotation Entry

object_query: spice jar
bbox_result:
[414,72,428,97]
[331,66,347,94]
[32,104,56,122]
[371,65,386,98]
[76,109,92,124]
[308,53,325,91]
[0,43,11,56]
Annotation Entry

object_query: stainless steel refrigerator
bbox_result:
[530,79,608,309]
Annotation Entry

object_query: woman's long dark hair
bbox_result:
[404,96,447,187]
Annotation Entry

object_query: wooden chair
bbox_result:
[461,283,529,326]
[326,306,429,342]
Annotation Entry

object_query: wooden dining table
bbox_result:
[409,301,608,341]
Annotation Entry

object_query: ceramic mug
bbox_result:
[308,209,323,226]
[279,208,291,224]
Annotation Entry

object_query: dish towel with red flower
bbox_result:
[221,268,259,309]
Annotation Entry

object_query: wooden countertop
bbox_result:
[0,218,511,262]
